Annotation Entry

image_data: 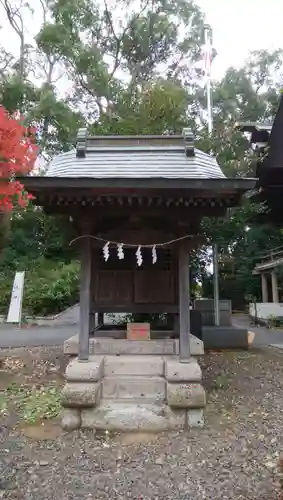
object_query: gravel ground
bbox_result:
[0,346,283,499]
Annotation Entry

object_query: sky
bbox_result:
[197,0,283,79]
[0,0,282,80]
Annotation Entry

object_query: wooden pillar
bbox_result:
[213,243,220,326]
[261,273,268,302]
[271,270,279,303]
[178,241,191,362]
[89,266,96,334]
[79,237,92,361]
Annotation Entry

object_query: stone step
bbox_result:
[80,401,189,431]
[104,355,164,376]
[102,375,166,401]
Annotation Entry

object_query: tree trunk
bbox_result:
[0,212,10,259]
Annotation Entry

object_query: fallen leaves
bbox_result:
[3,358,25,370]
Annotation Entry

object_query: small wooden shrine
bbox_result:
[22,128,255,362]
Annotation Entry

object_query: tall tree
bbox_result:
[36,0,206,132]
[0,106,37,256]
[0,0,85,158]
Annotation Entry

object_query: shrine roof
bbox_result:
[45,128,225,180]
[20,129,256,208]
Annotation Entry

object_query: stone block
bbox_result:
[165,358,202,382]
[104,356,164,376]
[61,382,101,408]
[164,406,186,428]
[61,408,81,430]
[187,409,204,428]
[167,382,206,409]
[65,356,103,382]
[81,402,185,432]
[102,376,165,401]
[64,334,89,355]
[81,408,98,430]
[91,338,175,355]
[202,326,249,350]
[174,335,204,356]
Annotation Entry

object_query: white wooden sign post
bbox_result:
[7,271,25,326]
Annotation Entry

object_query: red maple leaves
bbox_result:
[0,106,37,211]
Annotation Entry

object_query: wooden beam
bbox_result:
[178,240,191,362]
[79,236,92,360]
[21,175,256,192]
[43,204,226,219]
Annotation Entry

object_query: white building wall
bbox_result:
[249,302,283,320]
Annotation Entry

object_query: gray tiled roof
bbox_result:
[45,131,225,179]
[46,147,225,179]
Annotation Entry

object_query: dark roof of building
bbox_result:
[260,95,283,176]
[236,95,283,181]
[237,95,283,224]
[45,128,225,180]
[235,121,272,149]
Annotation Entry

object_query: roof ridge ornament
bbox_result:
[76,128,87,158]
[182,128,194,157]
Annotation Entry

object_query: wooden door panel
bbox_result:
[134,270,175,303]
[95,270,132,304]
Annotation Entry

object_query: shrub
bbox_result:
[0,259,80,316]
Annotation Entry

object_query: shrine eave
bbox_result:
[21,176,256,193]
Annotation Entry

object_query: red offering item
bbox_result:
[127,322,150,340]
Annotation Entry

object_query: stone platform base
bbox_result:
[63,334,204,356]
[61,354,206,432]
[62,402,204,432]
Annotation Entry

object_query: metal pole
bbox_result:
[204,25,219,326]
[204,24,213,134]
[213,243,220,326]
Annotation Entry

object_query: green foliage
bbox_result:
[0,260,80,316]
[266,315,283,329]
[0,207,79,316]
[202,201,283,307]
[6,383,61,423]
[95,79,189,135]
[0,76,37,114]
[1,208,75,267]
[37,0,205,124]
